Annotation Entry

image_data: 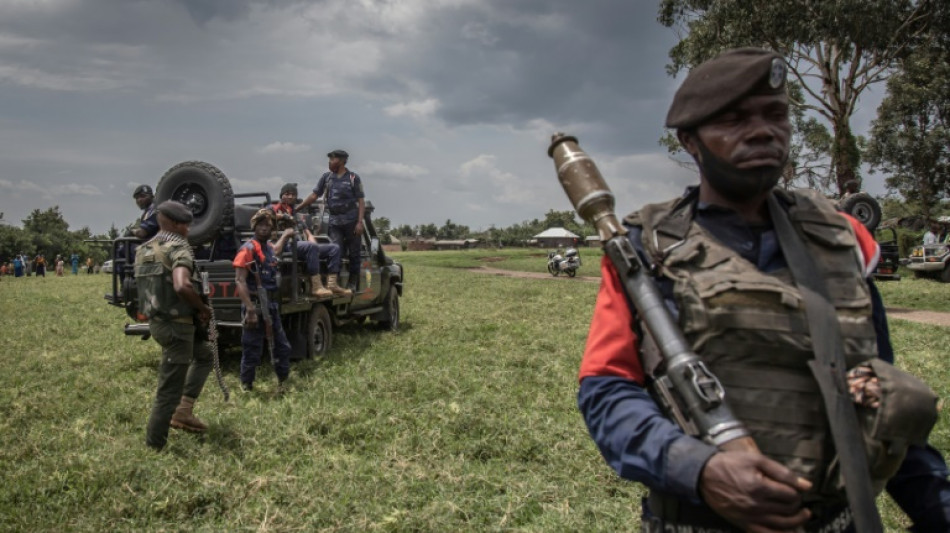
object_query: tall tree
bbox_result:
[658,0,937,194]
[866,43,950,220]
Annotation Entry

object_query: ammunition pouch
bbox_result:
[843,359,940,494]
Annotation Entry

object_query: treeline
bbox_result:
[0,207,117,264]
[372,209,596,247]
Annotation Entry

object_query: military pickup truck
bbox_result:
[105,161,403,358]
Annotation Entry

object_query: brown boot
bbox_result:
[310,275,332,299]
[327,274,352,297]
[170,396,207,433]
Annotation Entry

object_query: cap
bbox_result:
[156,200,194,223]
[133,184,153,198]
[250,208,276,229]
[280,183,298,196]
[666,48,787,129]
[327,149,349,160]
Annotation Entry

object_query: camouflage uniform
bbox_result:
[135,230,212,450]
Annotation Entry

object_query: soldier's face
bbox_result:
[680,93,791,203]
[281,191,297,204]
[328,157,344,173]
[135,194,152,209]
[254,219,273,240]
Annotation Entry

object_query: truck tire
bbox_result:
[156,161,234,246]
[308,304,332,357]
[941,264,950,283]
[838,192,882,232]
[378,286,400,331]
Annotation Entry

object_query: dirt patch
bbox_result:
[477,256,507,263]
[467,267,950,327]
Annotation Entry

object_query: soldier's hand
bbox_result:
[354,220,364,236]
[700,451,812,533]
[244,308,258,327]
[197,305,212,326]
[282,228,295,239]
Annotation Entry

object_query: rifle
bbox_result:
[249,260,277,368]
[200,272,230,402]
[547,133,754,452]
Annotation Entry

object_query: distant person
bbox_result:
[233,209,295,393]
[296,149,366,292]
[924,223,939,245]
[267,183,350,298]
[22,254,32,277]
[70,253,79,275]
[12,256,23,277]
[86,257,94,274]
[34,254,46,277]
[134,201,215,451]
[55,255,64,276]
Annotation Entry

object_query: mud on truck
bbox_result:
[106,161,404,359]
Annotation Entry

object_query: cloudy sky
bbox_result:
[0,0,887,234]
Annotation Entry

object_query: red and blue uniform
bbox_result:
[578,199,950,531]
[233,239,291,385]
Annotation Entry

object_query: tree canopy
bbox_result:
[658,0,938,194]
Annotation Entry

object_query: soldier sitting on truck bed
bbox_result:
[268,183,350,299]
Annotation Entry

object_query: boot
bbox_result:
[170,396,208,433]
[327,274,352,297]
[310,275,332,299]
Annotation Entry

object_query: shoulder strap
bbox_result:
[766,193,882,533]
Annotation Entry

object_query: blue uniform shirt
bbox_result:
[313,171,364,226]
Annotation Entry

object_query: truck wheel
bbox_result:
[838,192,882,232]
[308,304,332,357]
[156,161,234,246]
[378,286,400,331]
[941,265,950,283]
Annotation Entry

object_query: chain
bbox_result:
[208,305,230,402]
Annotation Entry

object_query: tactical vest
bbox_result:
[322,171,360,223]
[629,189,879,504]
[134,237,197,322]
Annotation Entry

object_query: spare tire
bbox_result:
[156,161,234,245]
[838,192,882,232]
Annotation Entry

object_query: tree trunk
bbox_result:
[832,118,861,194]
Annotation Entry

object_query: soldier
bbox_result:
[232,209,294,392]
[297,149,366,292]
[135,201,214,451]
[577,48,950,532]
[131,185,159,240]
[267,183,351,298]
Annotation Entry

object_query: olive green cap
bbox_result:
[156,201,193,223]
[665,48,787,129]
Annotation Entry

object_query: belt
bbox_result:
[641,505,853,533]
[328,206,355,215]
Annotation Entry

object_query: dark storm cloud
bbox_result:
[376,0,679,153]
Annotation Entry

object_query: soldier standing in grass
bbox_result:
[233,209,295,393]
[297,149,365,292]
[135,201,214,451]
[577,48,950,532]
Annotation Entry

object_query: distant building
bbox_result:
[585,235,601,247]
[533,227,580,249]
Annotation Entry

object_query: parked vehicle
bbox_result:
[871,228,900,281]
[907,242,950,282]
[101,260,113,274]
[547,248,581,277]
[105,161,404,358]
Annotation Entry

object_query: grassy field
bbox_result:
[0,250,947,532]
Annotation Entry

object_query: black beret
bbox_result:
[280,183,298,196]
[327,149,349,160]
[666,48,787,129]
[156,200,194,223]
[133,184,153,198]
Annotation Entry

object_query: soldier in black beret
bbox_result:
[577,47,950,533]
[132,185,159,240]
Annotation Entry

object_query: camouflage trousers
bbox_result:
[145,319,213,450]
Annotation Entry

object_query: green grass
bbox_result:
[0,252,947,532]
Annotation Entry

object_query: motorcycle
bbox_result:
[547,248,581,277]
